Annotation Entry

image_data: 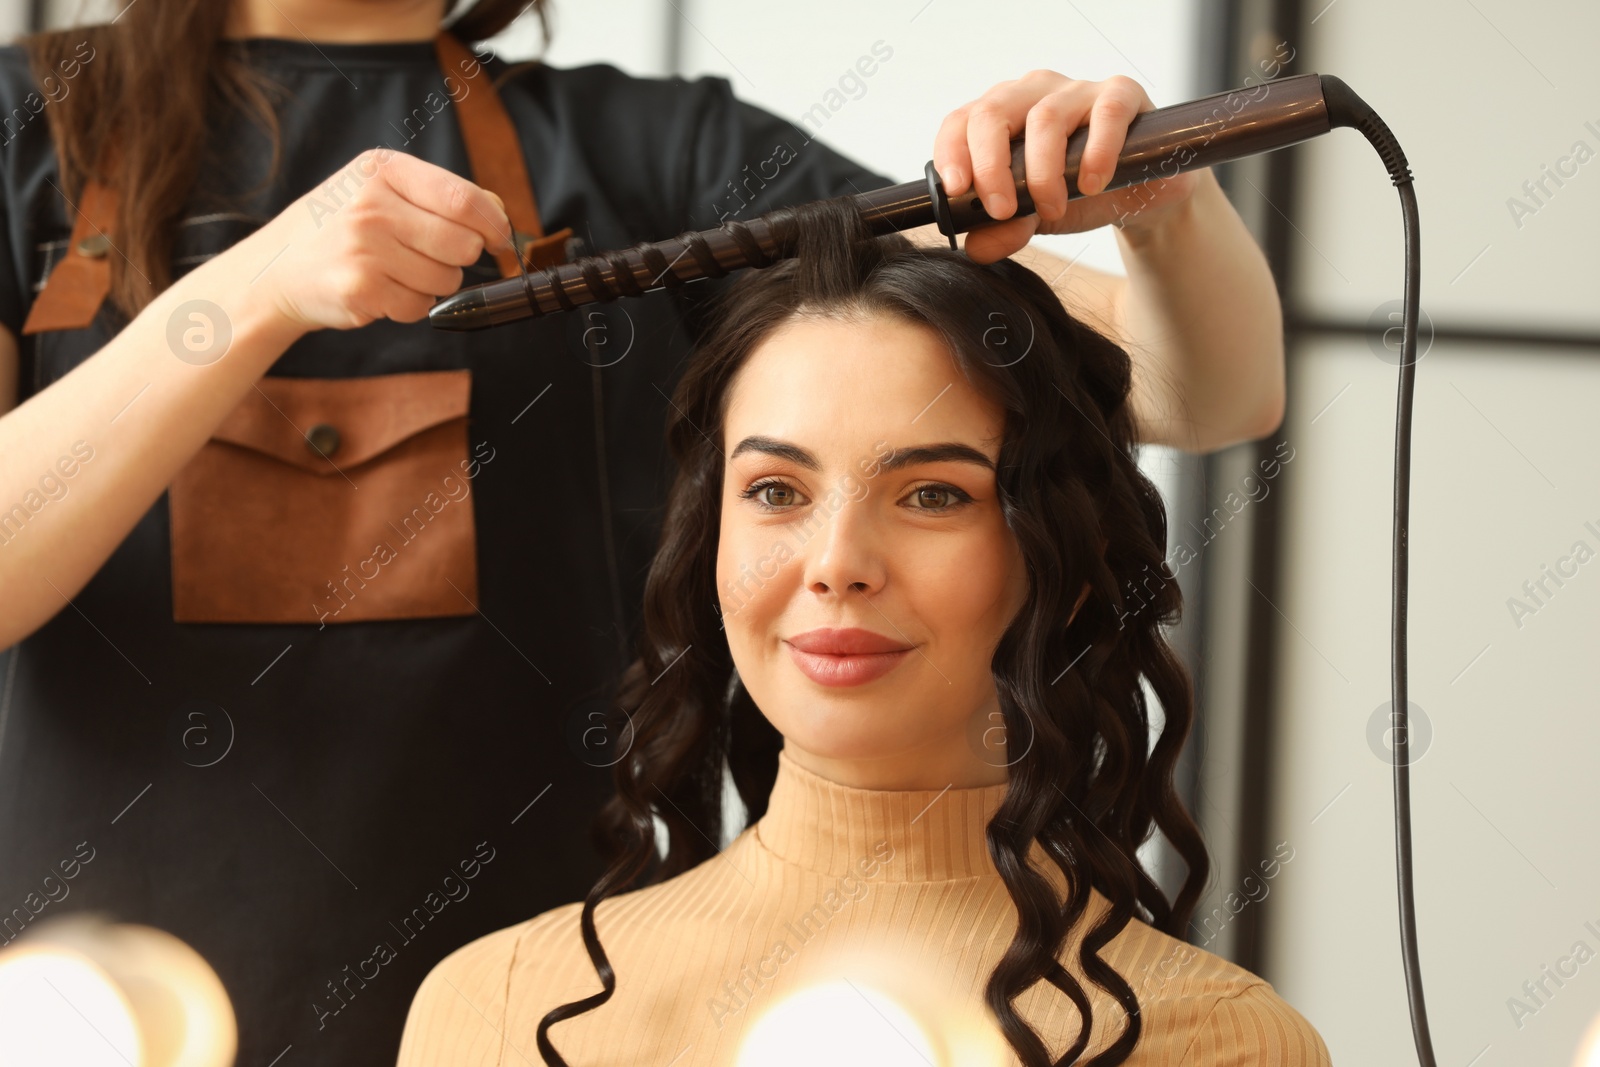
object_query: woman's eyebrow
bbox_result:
[728,435,996,472]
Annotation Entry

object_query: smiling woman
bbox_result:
[717,309,1029,787]
[396,198,1330,1066]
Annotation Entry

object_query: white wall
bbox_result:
[492,0,673,78]
[1266,2,1600,1065]
[0,3,26,44]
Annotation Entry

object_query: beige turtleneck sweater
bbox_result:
[397,749,1331,1066]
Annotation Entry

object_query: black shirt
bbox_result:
[0,36,891,1066]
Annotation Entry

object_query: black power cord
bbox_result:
[1320,75,1434,1067]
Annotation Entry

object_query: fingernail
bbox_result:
[984,192,1009,218]
[1080,170,1100,195]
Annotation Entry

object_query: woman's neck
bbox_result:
[757,747,1019,882]
[780,737,1010,792]
[222,0,448,42]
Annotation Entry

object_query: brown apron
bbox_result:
[21,30,567,625]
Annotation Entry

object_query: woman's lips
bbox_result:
[785,643,913,687]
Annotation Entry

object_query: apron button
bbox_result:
[305,423,341,459]
[76,233,111,258]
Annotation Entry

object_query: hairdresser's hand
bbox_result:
[933,71,1205,264]
[244,148,516,333]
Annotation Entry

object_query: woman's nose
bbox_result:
[800,494,888,598]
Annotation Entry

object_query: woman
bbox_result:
[396,197,1328,1066]
[0,1,1285,1063]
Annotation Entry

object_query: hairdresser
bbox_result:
[0,0,1284,1063]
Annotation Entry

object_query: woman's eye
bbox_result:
[905,484,972,512]
[758,484,796,507]
[739,479,805,511]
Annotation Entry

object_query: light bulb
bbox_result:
[733,943,1010,1066]
[737,978,939,1066]
[0,944,141,1066]
[1573,1008,1600,1067]
[0,916,235,1067]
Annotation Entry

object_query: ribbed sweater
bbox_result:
[397,749,1331,1066]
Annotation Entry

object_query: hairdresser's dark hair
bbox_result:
[537,197,1208,1067]
[18,0,548,324]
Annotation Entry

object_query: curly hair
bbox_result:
[535,195,1209,1067]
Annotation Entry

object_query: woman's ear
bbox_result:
[1068,582,1090,625]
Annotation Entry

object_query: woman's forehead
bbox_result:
[723,315,1003,450]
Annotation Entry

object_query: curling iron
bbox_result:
[431,72,1366,331]
[429,73,1432,1066]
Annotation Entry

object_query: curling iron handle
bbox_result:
[938,72,1334,234]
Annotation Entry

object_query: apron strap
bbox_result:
[20,169,116,335]
[21,28,567,337]
[436,29,572,277]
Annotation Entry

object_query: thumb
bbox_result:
[961,214,1039,265]
[484,190,513,246]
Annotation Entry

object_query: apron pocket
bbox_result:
[168,369,479,625]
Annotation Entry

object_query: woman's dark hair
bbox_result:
[19,0,549,324]
[537,197,1209,1067]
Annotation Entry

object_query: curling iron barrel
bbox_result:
[428,72,1342,331]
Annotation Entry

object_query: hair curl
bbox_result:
[537,196,1208,1067]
